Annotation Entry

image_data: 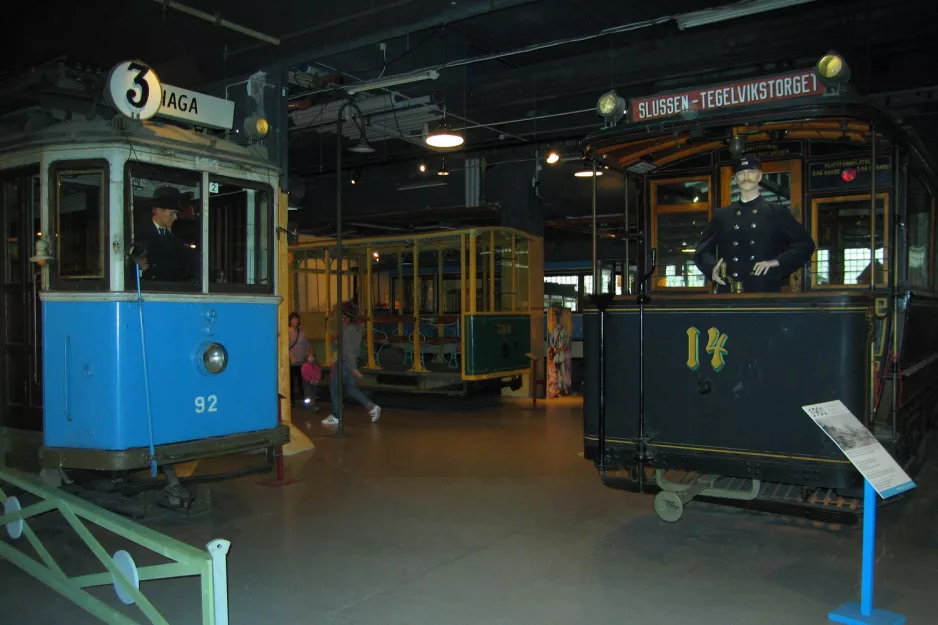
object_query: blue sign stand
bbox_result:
[828,479,906,625]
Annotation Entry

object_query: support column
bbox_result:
[410,241,427,372]
[366,246,379,369]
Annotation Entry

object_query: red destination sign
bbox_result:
[629,69,826,122]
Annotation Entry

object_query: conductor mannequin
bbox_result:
[693,156,816,293]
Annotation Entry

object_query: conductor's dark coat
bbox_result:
[134,222,197,283]
[693,195,816,293]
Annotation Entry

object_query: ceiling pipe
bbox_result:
[150,0,280,46]
[309,0,819,91]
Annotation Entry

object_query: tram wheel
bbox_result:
[653,490,684,523]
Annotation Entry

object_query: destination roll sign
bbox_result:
[106,60,235,131]
[630,69,827,122]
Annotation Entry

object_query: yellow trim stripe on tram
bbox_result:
[584,435,852,464]
[581,306,869,313]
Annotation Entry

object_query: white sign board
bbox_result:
[802,400,916,499]
[157,83,235,131]
[106,60,163,121]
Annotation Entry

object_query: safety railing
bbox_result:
[0,465,230,624]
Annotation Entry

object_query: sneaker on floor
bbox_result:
[369,405,382,423]
[321,415,338,425]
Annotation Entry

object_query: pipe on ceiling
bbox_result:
[151,0,280,46]
[300,0,821,101]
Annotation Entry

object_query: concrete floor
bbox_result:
[2,397,936,624]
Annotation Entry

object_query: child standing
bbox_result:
[300,353,322,411]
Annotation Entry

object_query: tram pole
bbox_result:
[333,101,349,439]
[635,246,656,493]
[623,175,630,294]
[869,123,876,289]
[591,160,598,292]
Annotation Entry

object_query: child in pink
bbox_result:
[300,354,322,411]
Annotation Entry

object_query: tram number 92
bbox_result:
[195,395,219,414]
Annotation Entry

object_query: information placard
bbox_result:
[802,400,915,499]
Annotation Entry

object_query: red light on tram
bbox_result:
[841,167,857,182]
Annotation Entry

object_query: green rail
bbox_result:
[0,466,230,624]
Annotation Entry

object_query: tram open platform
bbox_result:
[2,396,937,625]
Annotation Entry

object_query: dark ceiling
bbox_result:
[5,0,938,238]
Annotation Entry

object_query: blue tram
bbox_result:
[578,54,938,523]
[0,61,289,510]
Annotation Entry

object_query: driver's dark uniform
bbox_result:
[693,195,816,293]
[130,185,197,283]
[134,222,195,282]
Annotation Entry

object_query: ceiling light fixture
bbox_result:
[574,169,603,178]
[425,120,464,149]
[346,69,441,95]
[676,0,817,29]
[347,137,375,153]
[545,148,561,164]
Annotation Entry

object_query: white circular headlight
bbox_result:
[597,92,619,116]
[202,343,228,374]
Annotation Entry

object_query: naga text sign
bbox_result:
[157,84,235,131]
[630,70,826,122]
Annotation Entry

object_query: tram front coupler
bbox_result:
[652,469,761,523]
[158,465,193,510]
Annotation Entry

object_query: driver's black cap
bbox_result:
[149,185,183,212]
[733,155,762,173]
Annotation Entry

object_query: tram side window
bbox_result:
[907,175,932,289]
[813,195,887,287]
[208,178,273,293]
[125,164,201,291]
[54,167,106,283]
[652,178,710,289]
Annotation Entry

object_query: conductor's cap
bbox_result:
[733,155,762,173]
[150,185,183,212]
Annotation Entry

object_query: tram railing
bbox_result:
[0,465,230,625]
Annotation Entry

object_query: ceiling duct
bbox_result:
[290,92,435,129]
[291,92,443,148]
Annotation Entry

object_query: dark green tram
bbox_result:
[579,54,938,523]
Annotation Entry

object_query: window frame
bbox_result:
[49,159,110,291]
[206,173,276,295]
[906,173,934,292]
[809,192,890,289]
[649,174,713,292]
[123,160,204,294]
[932,195,937,294]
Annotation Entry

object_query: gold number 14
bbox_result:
[686,327,728,372]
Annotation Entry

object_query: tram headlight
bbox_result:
[244,114,270,140]
[815,51,851,91]
[596,90,626,125]
[201,343,228,375]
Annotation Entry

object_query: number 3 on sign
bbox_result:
[195,395,218,413]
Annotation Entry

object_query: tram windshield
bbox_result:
[124,162,274,293]
[54,165,107,283]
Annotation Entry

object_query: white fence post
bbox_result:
[207,538,231,625]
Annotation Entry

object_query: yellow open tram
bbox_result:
[289,227,544,397]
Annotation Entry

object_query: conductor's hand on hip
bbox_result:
[712,258,726,285]
[752,259,780,276]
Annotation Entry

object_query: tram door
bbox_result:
[1,166,43,432]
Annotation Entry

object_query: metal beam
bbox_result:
[222,0,543,77]
[150,0,280,46]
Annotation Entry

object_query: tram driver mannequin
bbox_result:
[694,156,816,293]
[129,185,196,282]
